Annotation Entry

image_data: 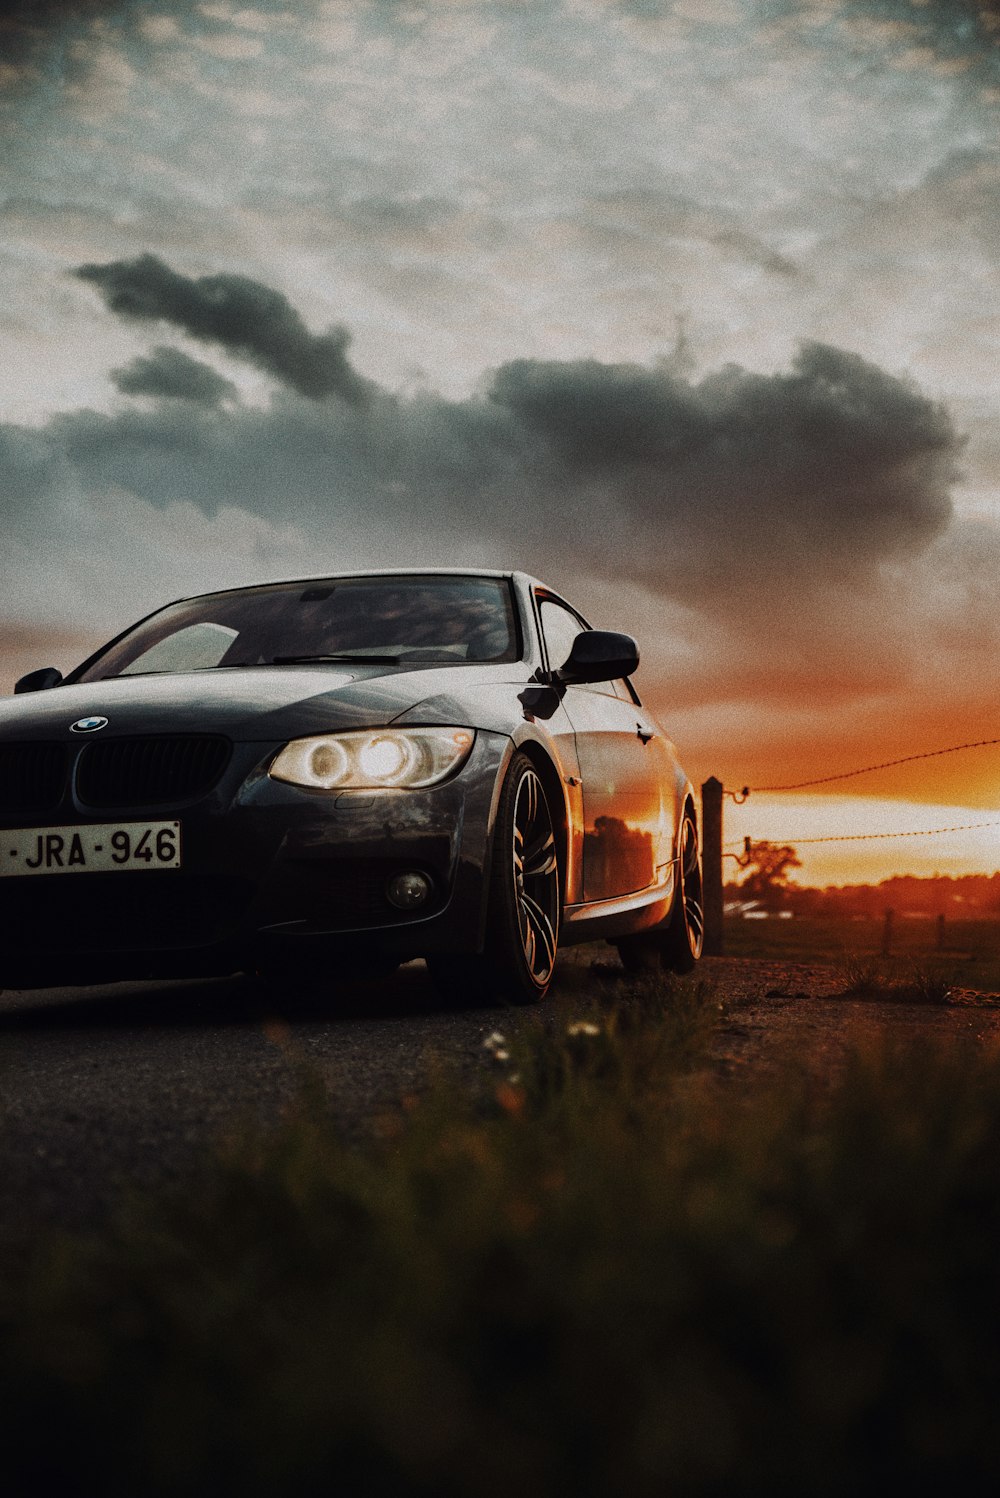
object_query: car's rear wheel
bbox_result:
[428,752,560,1006]
[616,806,704,975]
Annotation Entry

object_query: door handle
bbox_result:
[636,723,654,744]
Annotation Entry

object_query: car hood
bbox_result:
[0,662,528,742]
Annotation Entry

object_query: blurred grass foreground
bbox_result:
[4,974,1000,1496]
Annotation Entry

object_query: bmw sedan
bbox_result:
[1,570,703,1003]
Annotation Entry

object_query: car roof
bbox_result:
[171,567,546,607]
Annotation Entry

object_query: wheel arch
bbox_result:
[681,787,698,841]
[514,740,571,911]
[677,782,699,861]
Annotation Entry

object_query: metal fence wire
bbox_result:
[748,737,1000,794]
[700,736,1000,953]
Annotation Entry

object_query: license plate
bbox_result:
[0,821,182,877]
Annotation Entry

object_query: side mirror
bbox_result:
[15,667,64,695]
[558,630,639,685]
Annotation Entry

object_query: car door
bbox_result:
[537,594,669,903]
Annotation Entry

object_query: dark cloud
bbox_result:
[110,345,237,405]
[853,0,1000,34]
[10,262,961,631]
[76,255,374,406]
[0,263,977,721]
[827,0,1000,72]
[0,1,138,67]
[0,1,116,13]
[486,343,957,570]
[0,0,116,28]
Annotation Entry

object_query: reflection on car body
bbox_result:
[1,570,703,1003]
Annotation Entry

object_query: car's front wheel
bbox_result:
[428,752,560,1006]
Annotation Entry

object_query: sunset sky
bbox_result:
[2,0,998,884]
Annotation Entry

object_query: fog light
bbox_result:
[386,871,432,910]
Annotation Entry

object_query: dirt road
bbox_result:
[704,956,1000,1083]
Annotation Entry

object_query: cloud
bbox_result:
[110,345,237,404]
[28,265,965,589]
[574,188,802,279]
[3,260,963,668]
[75,253,374,404]
[485,341,957,576]
[20,331,955,617]
[2,256,993,811]
[0,2,136,67]
[847,0,1000,56]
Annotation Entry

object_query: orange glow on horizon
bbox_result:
[720,794,1000,887]
[671,698,1000,883]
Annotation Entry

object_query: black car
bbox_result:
[1,570,703,1002]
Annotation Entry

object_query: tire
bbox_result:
[427,752,560,1006]
[615,930,663,974]
[616,806,704,975]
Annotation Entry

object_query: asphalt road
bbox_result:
[0,959,525,1240]
[4,952,997,1247]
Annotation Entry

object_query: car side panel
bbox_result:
[560,682,671,901]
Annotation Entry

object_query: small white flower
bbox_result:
[566,1021,601,1038]
[508,1072,522,1085]
[482,1031,507,1050]
[494,1048,510,1062]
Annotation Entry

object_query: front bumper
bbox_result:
[0,730,512,988]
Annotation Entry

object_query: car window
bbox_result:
[119,622,239,676]
[612,677,641,705]
[75,576,521,681]
[539,597,618,697]
[538,599,585,673]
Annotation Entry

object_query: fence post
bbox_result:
[701,776,724,956]
[881,908,894,958]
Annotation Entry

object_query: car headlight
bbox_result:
[269,727,476,791]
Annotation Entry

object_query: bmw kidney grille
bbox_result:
[75,735,232,808]
[0,735,232,814]
[0,742,70,814]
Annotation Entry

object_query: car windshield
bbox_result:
[73,575,521,682]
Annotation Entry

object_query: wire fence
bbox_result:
[748,736,1000,793]
[731,736,1000,848]
[702,735,999,953]
[726,820,1000,850]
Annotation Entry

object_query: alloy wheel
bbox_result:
[511,767,560,986]
[679,812,705,960]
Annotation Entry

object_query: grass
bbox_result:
[723,914,1000,992]
[3,970,1000,1494]
[837,956,955,1005]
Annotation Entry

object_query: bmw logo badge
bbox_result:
[70,716,109,734]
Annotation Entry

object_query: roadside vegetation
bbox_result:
[725,913,1000,992]
[3,965,1000,1495]
[724,844,1000,991]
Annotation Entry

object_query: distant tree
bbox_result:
[737,840,802,909]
